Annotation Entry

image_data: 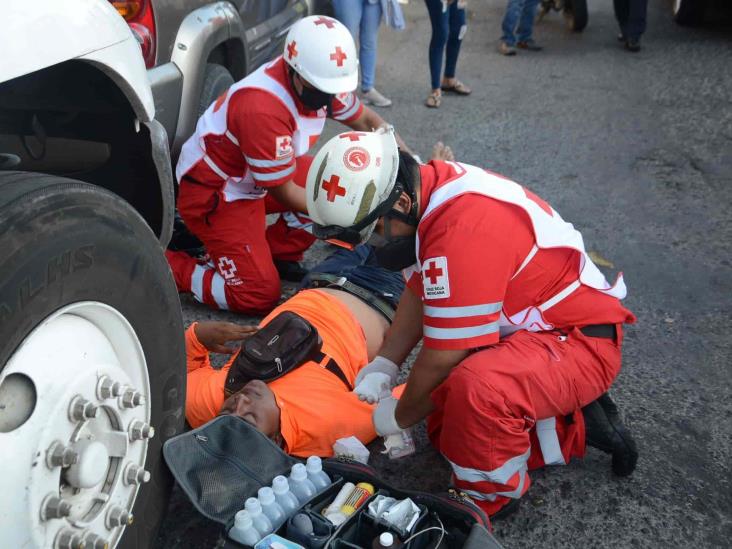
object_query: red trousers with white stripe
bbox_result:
[166,156,316,314]
[427,326,623,516]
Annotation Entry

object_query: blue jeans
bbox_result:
[501,0,540,46]
[332,0,383,92]
[613,0,647,40]
[424,0,467,91]
[301,245,405,309]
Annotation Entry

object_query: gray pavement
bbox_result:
[157,1,732,547]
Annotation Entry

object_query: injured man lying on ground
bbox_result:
[184,245,405,457]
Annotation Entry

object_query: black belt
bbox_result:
[306,273,396,322]
[579,324,617,340]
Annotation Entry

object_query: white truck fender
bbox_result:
[3,0,155,121]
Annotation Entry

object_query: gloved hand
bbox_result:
[373,396,403,437]
[354,373,393,404]
[354,356,398,395]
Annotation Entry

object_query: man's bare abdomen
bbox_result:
[316,288,390,361]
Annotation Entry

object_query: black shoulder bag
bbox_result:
[224,311,352,396]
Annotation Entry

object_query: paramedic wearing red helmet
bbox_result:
[166,15,410,314]
[305,128,639,518]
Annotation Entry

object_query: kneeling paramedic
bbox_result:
[304,128,639,517]
[185,245,406,458]
[167,15,410,314]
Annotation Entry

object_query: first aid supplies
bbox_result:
[230,510,261,546]
[257,486,286,529]
[340,482,375,516]
[333,436,370,464]
[272,475,300,518]
[305,456,332,492]
[288,463,317,504]
[245,497,274,537]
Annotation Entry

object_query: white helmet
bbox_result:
[283,15,358,94]
[306,127,400,245]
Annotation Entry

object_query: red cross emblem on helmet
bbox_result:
[287,40,298,60]
[314,16,337,28]
[329,46,347,67]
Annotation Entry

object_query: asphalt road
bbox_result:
[157,1,732,547]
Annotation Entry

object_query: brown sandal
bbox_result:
[441,80,472,95]
[425,92,441,108]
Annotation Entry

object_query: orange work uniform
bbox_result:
[186,288,388,457]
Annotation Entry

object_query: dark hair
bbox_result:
[397,150,419,204]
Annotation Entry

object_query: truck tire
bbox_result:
[198,63,235,117]
[565,0,588,31]
[673,0,706,25]
[0,171,186,549]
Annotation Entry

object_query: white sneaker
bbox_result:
[362,88,392,107]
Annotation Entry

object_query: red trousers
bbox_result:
[166,156,316,314]
[428,326,623,515]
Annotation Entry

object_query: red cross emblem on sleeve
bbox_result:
[339,132,367,142]
[329,46,347,67]
[287,40,298,59]
[322,175,346,202]
[314,16,336,28]
[424,261,444,285]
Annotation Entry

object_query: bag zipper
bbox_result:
[275,357,283,373]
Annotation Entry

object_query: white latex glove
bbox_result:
[354,356,398,388]
[354,372,393,404]
[373,396,403,436]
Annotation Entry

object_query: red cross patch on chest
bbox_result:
[422,256,450,299]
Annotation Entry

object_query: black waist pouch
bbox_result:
[225,311,322,397]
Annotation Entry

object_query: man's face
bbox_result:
[219,380,281,439]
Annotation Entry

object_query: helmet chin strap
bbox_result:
[385,207,419,228]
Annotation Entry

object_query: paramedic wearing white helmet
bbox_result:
[306,128,639,519]
[167,15,410,314]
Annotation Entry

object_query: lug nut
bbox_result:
[106,506,134,529]
[55,528,86,549]
[83,533,109,549]
[120,389,144,409]
[47,442,79,468]
[123,463,151,485]
[97,377,123,400]
[41,494,73,520]
[128,420,155,441]
[69,396,99,421]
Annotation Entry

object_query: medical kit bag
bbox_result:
[163,415,504,549]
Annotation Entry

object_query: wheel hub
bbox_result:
[0,302,152,548]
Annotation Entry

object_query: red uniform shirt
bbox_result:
[185,57,363,189]
[407,161,636,351]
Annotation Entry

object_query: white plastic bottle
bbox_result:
[305,456,332,492]
[257,486,286,530]
[229,510,261,546]
[288,463,317,504]
[245,497,273,538]
[272,475,300,518]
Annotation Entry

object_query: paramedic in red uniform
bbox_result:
[166,15,409,314]
[304,128,639,518]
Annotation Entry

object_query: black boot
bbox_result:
[274,259,308,282]
[168,212,206,258]
[582,393,639,477]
